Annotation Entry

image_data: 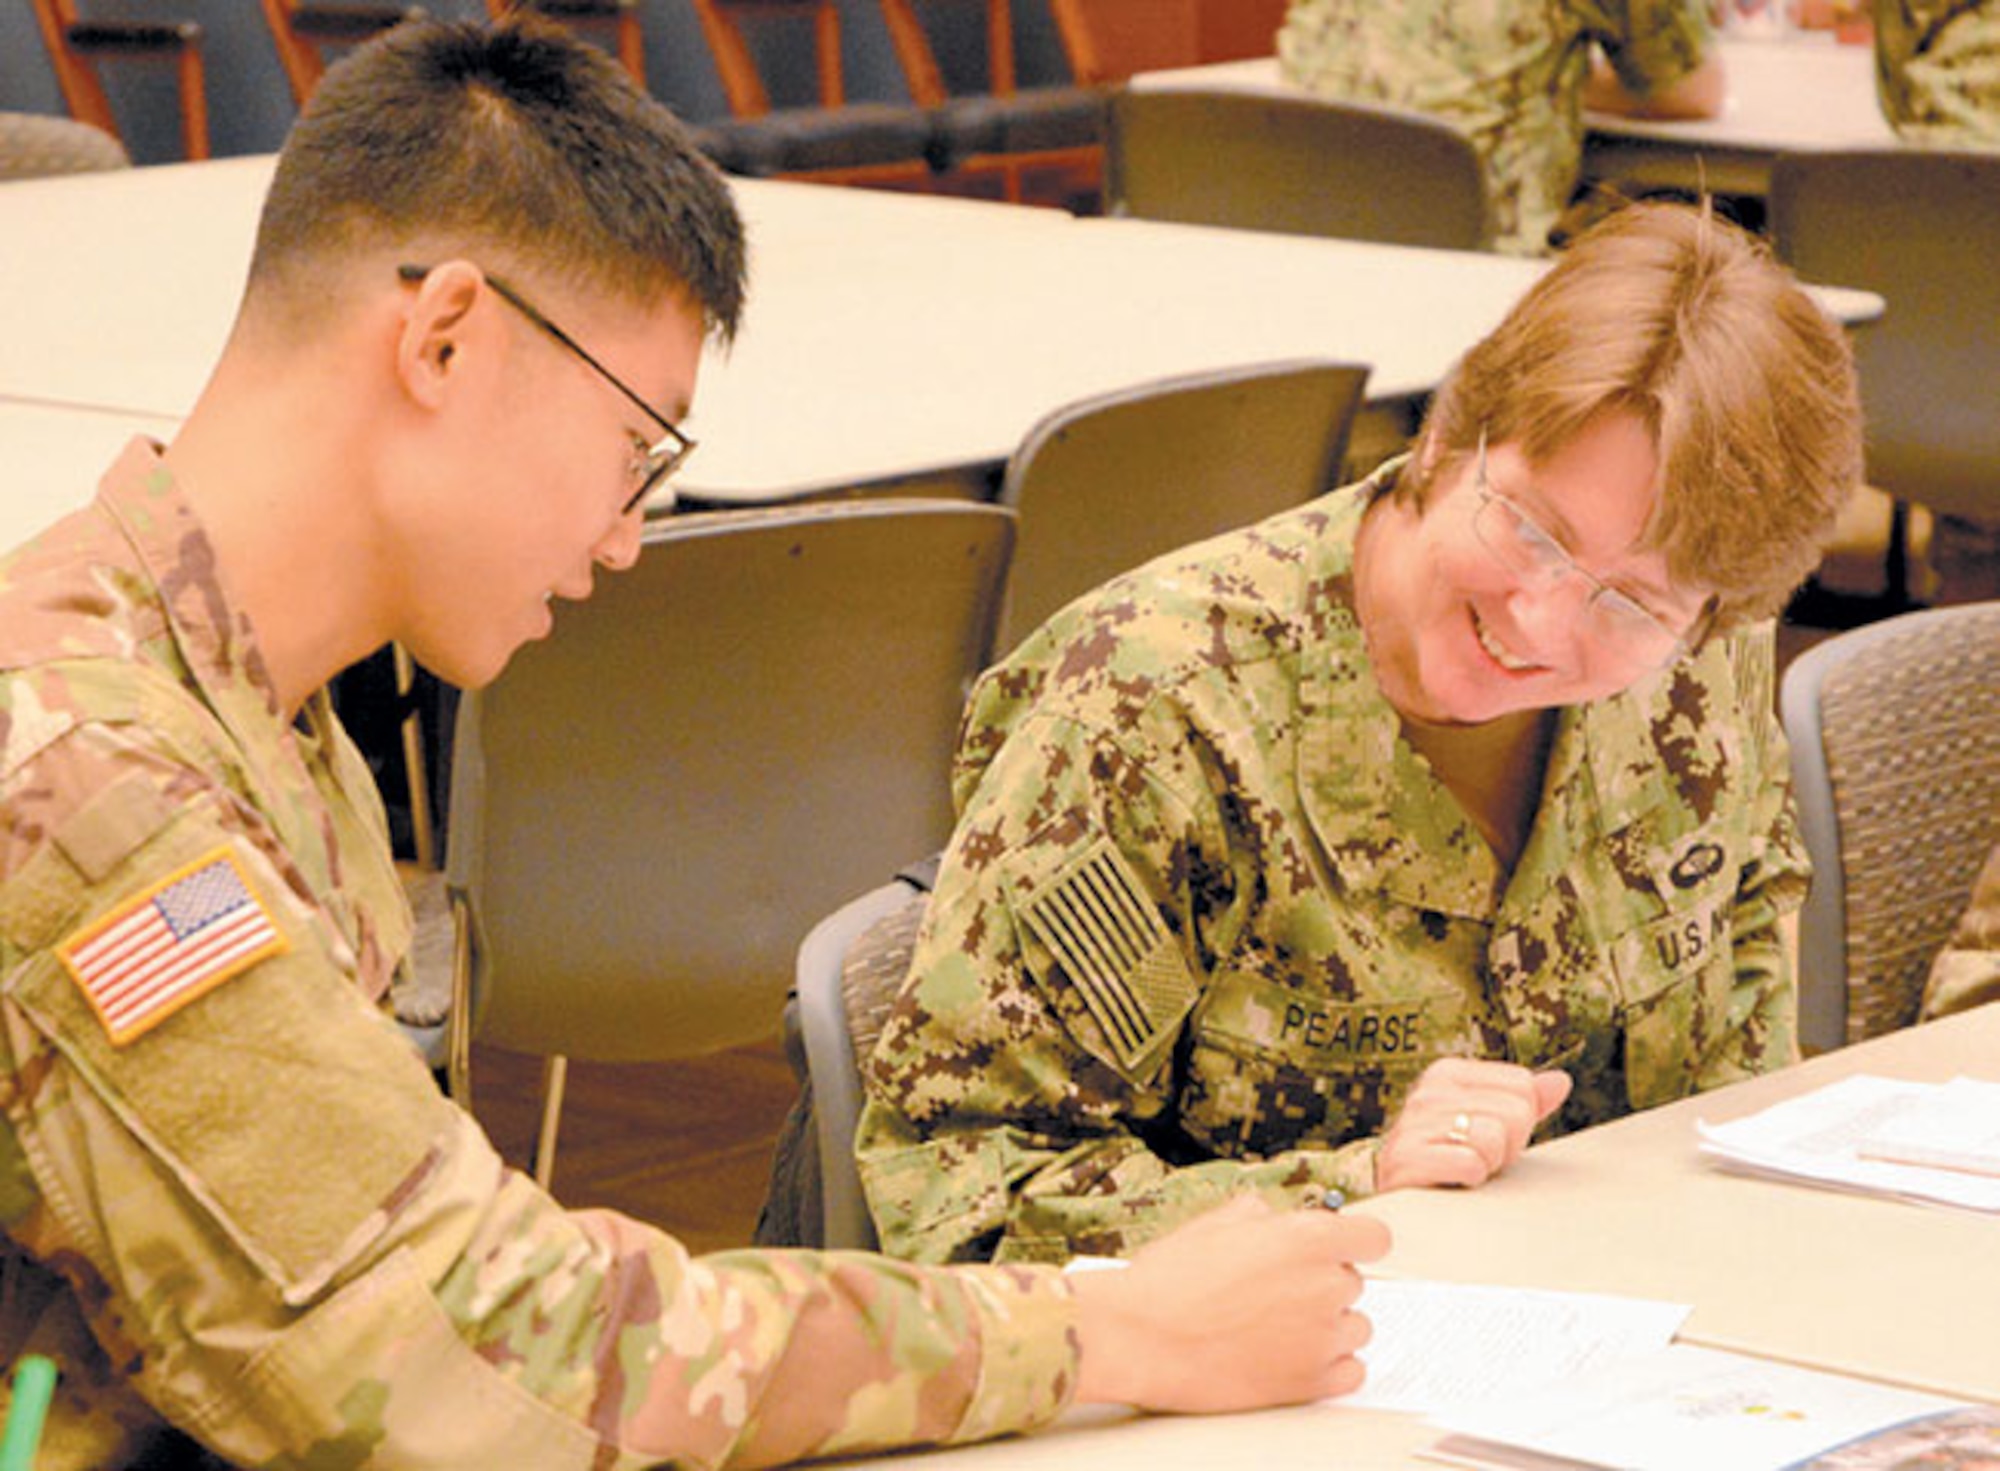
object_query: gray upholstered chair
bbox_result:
[788,875,936,1250]
[992,357,1368,658]
[1107,86,1491,250]
[438,500,1014,1190]
[1779,601,2000,1052]
[0,111,129,181]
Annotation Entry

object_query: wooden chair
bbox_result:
[1780,601,2000,1052]
[439,501,1015,1189]
[1050,0,1287,86]
[1108,86,1492,250]
[689,0,935,185]
[26,0,209,162]
[876,0,1108,207]
[992,358,1369,657]
[259,1,425,107]
[486,1,646,86]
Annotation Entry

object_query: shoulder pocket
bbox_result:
[7,803,454,1305]
[1005,837,1197,1085]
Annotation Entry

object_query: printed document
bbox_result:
[1696,1073,2000,1212]
[1342,1279,1689,1413]
[1423,1343,1973,1471]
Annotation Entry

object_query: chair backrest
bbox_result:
[1779,601,2000,1052]
[992,358,1368,657]
[446,499,1014,1064]
[1769,148,2000,525]
[1108,86,1491,250]
[689,0,845,116]
[1050,0,1286,85]
[794,877,933,1250]
[258,1,422,107]
[0,110,129,180]
[27,0,209,161]
[878,0,1019,102]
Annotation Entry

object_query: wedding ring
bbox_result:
[1445,1111,1475,1148]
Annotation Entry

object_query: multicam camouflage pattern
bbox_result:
[857,469,1805,1266]
[0,442,1079,1469]
[1276,0,1714,254]
[1875,0,2000,145]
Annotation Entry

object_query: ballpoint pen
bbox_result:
[0,1354,56,1471]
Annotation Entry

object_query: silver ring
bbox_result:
[1445,1111,1475,1148]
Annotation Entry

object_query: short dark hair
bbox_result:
[248,14,745,340]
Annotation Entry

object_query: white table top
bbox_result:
[0,156,1544,504]
[0,152,1877,529]
[823,1005,2000,1469]
[1132,34,1894,195]
[2,399,181,550]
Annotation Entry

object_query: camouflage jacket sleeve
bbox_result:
[856,686,1369,1268]
[1588,0,1715,99]
[0,709,1078,1469]
[1874,0,2000,145]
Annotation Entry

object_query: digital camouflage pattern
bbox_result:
[1875,0,2000,145]
[0,443,1079,1469]
[857,469,1805,1266]
[1276,0,1714,254]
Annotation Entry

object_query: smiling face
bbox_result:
[1356,410,1712,727]
[390,272,706,690]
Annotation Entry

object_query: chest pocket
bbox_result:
[1180,968,1444,1159]
[1611,877,1736,1112]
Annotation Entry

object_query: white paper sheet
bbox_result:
[1425,1343,1970,1471]
[1342,1279,1691,1413]
[1696,1073,2000,1212]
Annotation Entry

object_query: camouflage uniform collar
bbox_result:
[1294,477,1501,919]
[97,437,290,736]
[1294,461,1716,919]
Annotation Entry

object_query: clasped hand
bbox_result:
[1376,1056,1573,1192]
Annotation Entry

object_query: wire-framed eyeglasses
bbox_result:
[398,263,694,515]
[1467,431,1702,671]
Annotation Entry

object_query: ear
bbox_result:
[395,261,488,411]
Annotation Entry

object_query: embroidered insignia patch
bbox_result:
[57,847,288,1046]
[1018,840,1196,1075]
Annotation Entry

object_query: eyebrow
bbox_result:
[1507,476,1683,607]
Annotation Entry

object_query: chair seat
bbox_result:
[706,103,933,177]
[0,111,130,179]
[924,86,1109,168]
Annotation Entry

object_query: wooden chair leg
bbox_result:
[533,1055,569,1191]
[176,44,210,160]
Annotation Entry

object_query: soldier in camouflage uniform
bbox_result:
[0,18,1392,1469]
[1276,0,1725,254]
[1874,0,2000,144]
[857,204,1865,1267]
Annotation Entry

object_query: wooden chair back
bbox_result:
[27,0,209,160]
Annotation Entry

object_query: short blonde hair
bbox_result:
[1401,202,1863,630]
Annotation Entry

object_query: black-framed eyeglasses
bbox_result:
[1467,430,1704,672]
[397,263,694,514]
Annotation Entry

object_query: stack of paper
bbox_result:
[1695,1074,2000,1212]
[1423,1344,1992,1471]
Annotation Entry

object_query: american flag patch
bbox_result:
[1018,840,1196,1077]
[58,847,288,1046]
